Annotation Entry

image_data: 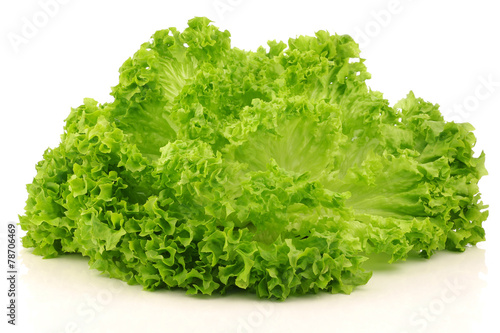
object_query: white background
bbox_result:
[1,1,499,332]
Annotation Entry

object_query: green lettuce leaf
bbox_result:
[20,17,487,300]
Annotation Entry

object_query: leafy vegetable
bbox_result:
[20,17,488,300]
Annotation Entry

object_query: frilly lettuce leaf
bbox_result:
[20,17,487,300]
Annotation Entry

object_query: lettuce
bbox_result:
[20,17,488,300]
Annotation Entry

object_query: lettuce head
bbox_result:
[20,17,488,300]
